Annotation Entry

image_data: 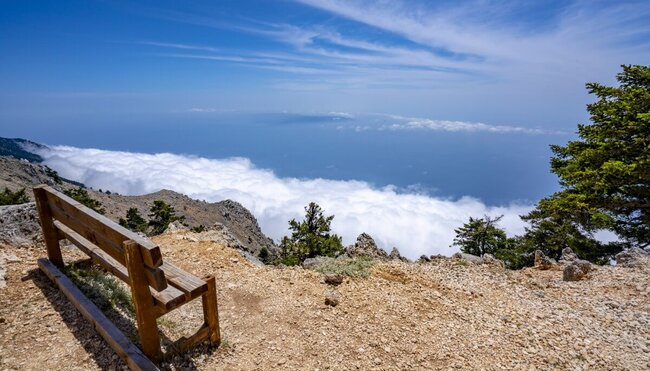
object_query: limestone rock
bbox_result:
[388,247,409,262]
[559,247,579,264]
[615,247,649,268]
[323,274,344,286]
[452,252,483,264]
[324,289,340,307]
[534,250,556,270]
[482,254,505,267]
[165,220,189,233]
[0,202,42,247]
[563,259,592,281]
[346,233,388,260]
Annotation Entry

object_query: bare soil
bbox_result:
[1,231,649,370]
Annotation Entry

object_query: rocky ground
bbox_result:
[1,229,649,370]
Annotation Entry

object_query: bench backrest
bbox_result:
[33,185,168,291]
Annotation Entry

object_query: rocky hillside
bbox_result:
[0,227,648,370]
[0,154,276,257]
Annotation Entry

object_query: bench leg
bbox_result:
[124,240,162,362]
[202,275,221,345]
[34,186,64,268]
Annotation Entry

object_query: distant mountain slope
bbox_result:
[0,137,45,163]
[0,154,277,256]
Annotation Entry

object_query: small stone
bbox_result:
[324,289,340,307]
[563,259,591,281]
[323,274,344,286]
[534,250,555,270]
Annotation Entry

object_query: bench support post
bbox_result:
[33,186,64,267]
[202,276,221,344]
[124,240,162,362]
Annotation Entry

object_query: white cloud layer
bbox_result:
[39,146,533,259]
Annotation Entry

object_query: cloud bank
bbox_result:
[39,146,533,259]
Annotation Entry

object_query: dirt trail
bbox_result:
[1,231,649,370]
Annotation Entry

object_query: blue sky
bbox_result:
[2,0,649,131]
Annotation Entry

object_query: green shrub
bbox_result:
[63,263,134,317]
[313,257,375,278]
[0,187,29,206]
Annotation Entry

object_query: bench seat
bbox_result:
[54,220,208,313]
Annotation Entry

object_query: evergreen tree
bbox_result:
[119,208,148,233]
[279,202,344,265]
[148,200,184,235]
[452,215,508,256]
[522,65,650,261]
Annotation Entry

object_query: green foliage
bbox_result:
[148,200,184,235]
[313,257,375,278]
[550,65,650,247]
[278,202,344,265]
[64,187,106,214]
[521,65,650,262]
[0,187,29,206]
[119,207,148,233]
[452,215,508,256]
[190,224,206,233]
[257,246,271,264]
[63,263,134,317]
[44,166,62,184]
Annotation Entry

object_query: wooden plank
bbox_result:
[52,221,184,310]
[41,186,162,268]
[37,258,158,371]
[202,275,221,344]
[54,221,168,291]
[169,325,211,354]
[33,186,64,267]
[160,262,207,299]
[124,240,162,362]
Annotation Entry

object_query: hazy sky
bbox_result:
[2,0,650,130]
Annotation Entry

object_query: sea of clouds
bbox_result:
[39,146,534,259]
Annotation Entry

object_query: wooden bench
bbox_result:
[33,185,220,370]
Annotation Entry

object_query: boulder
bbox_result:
[388,247,409,262]
[615,247,649,268]
[324,289,340,307]
[559,247,579,264]
[418,255,431,263]
[534,250,556,270]
[482,254,505,267]
[346,233,388,260]
[563,259,592,281]
[452,252,483,264]
[0,203,42,247]
[164,220,189,233]
[323,274,344,286]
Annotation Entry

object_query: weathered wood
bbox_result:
[160,262,207,299]
[38,258,158,371]
[54,221,168,291]
[33,186,64,267]
[170,325,211,354]
[41,186,162,268]
[202,276,221,344]
[34,184,221,362]
[124,240,162,362]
